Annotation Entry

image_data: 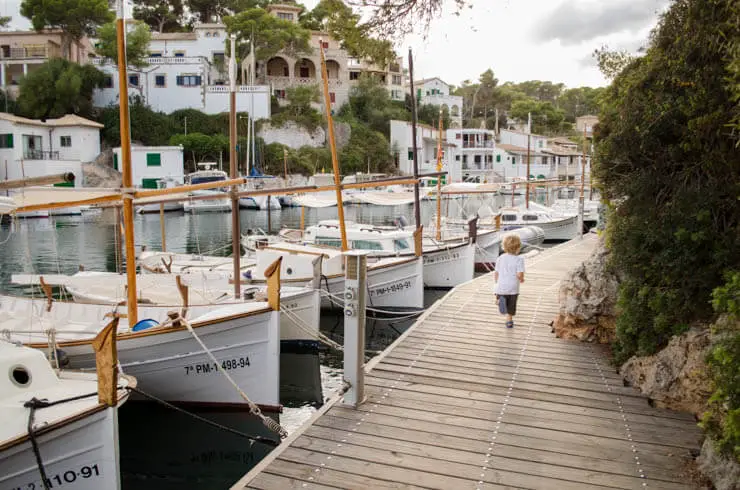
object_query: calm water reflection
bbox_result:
[0,196,525,488]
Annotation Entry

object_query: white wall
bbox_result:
[498,129,548,151]
[390,120,445,177]
[93,60,271,118]
[50,126,100,162]
[114,146,184,188]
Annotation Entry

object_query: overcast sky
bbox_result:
[3,0,669,89]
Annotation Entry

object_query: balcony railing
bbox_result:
[462,141,494,149]
[265,76,342,87]
[24,150,60,160]
[2,46,58,60]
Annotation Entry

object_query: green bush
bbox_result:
[702,272,740,462]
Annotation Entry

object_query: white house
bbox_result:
[112,145,184,189]
[445,128,497,183]
[498,128,549,152]
[0,113,102,186]
[411,78,463,128]
[390,120,456,181]
[93,23,271,118]
[495,144,554,181]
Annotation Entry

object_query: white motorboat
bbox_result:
[498,202,580,241]
[183,164,231,213]
[0,292,281,411]
[239,195,281,210]
[0,196,16,214]
[0,341,133,490]
[296,220,475,288]
[136,177,184,214]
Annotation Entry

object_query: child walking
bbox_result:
[494,234,525,328]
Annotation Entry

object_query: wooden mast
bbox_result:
[229,34,241,296]
[435,109,443,241]
[408,49,422,230]
[116,2,138,325]
[318,40,348,251]
[525,134,531,209]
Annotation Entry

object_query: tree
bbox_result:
[96,21,152,68]
[302,0,396,67]
[272,85,323,131]
[509,99,566,135]
[0,16,11,28]
[170,132,229,166]
[133,0,184,33]
[187,0,265,23]
[338,74,408,136]
[593,45,635,80]
[224,7,311,61]
[346,0,469,37]
[17,59,104,119]
[21,0,113,57]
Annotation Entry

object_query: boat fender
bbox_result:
[132,318,159,332]
[242,270,253,282]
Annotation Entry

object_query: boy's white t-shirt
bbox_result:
[494,253,525,295]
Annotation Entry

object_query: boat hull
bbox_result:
[137,201,184,214]
[1,296,281,409]
[322,257,424,311]
[0,406,121,490]
[421,242,475,288]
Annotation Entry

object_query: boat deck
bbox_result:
[233,234,703,490]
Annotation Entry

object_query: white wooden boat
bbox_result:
[0,295,281,411]
[0,341,133,490]
[0,196,16,214]
[297,220,474,288]
[13,270,321,356]
[498,202,580,241]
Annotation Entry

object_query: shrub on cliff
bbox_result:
[595,0,740,364]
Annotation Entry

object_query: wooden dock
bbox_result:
[234,235,703,490]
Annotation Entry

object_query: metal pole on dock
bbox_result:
[319,40,348,251]
[116,2,138,325]
[343,251,366,408]
[408,49,422,230]
[229,34,242,296]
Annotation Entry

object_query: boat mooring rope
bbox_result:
[172,314,288,439]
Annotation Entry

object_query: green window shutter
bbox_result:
[146,153,161,166]
[7,134,13,148]
[496,154,501,162]
[113,153,118,170]
[142,178,159,189]
[54,181,74,188]
[407,150,413,160]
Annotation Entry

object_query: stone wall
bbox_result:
[552,236,619,343]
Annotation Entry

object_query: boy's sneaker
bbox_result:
[505,320,514,328]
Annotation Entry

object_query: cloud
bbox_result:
[534,0,668,46]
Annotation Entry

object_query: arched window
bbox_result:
[205,32,211,37]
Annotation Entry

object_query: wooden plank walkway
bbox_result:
[234,235,703,490]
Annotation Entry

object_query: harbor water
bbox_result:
[0,195,530,489]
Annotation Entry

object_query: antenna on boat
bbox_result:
[116,0,139,325]
[229,33,241,295]
[318,38,348,251]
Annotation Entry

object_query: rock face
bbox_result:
[697,438,740,490]
[553,238,619,343]
[82,150,121,188]
[620,327,712,416]
[259,121,351,150]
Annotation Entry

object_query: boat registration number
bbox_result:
[424,251,460,265]
[13,464,100,489]
[370,280,413,297]
[184,356,251,375]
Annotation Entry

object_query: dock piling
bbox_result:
[342,252,367,408]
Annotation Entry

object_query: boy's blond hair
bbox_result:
[502,234,522,254]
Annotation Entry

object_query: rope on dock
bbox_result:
[170,313,289,439]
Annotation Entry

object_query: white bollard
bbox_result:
[342,251,367,408]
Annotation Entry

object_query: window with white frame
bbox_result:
[176,75,202,86]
